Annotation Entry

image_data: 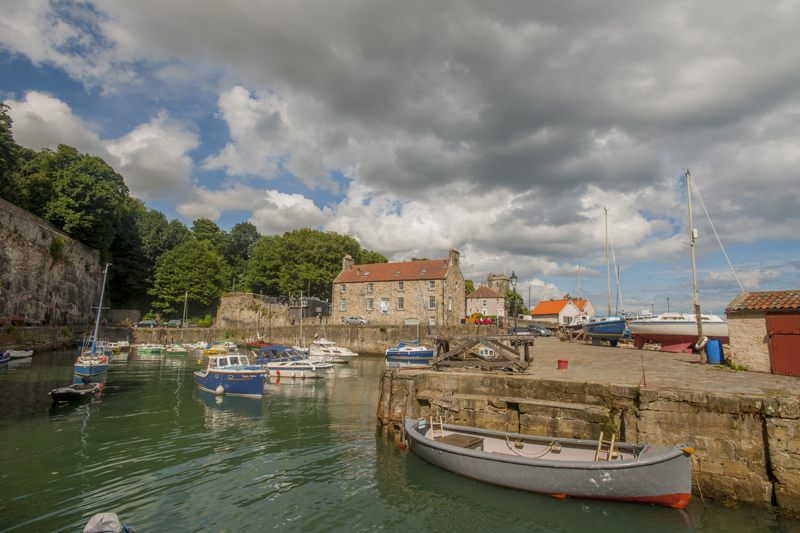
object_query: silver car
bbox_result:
[347,316,369,325]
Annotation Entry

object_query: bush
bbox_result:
[50,238,64,261]
[6,324,16,334]
[379,326,387,332]
[143,311,156,321]
[198,314,213,327]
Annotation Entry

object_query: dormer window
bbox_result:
[421,269,427,274]
[363,271,370,276]
[395,270,401,275]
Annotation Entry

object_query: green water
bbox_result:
[0,351,795,532]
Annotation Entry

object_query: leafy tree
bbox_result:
[149,240,225,316]
[464,279,475,295]
[44,145,129,256]
[411,257,429,261]
[562,293,580,301]
[247,235,282,296]
[504,289,528,317]
[225,222,260,291]
[0,103,21,200]
[358,249,388,265]
[192,218,226,249]
[108,198,150,307]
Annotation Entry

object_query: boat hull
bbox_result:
[629,319,729,353]
[50,383,100,402]
[385,347,434,362]
[0,352,10,365]
[584,318,627,345]
[8,349,33,358]
[405,419,691,508]
[193,369,266,397]
[74,361,109,376]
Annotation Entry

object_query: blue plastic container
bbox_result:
[705,339,724,364]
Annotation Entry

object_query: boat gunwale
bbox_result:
[406,418,688,471]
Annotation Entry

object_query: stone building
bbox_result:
[726,290,800,375]
[487,272,509,295]
[466,284,505,317]
[331,248,465,326]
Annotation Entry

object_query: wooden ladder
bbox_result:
[595,432,617,461]
[430,416,445,440]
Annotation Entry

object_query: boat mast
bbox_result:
[605,207,611,316]
[181,291,187,344]
[91,263,110,355]
[686,171,706,359]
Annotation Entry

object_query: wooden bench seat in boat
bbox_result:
[435,434,485,451]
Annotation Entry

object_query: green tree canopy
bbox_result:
[358,249,388,265]
[0,103,22,203]
[247,235,281,296]
[464,279,475,295]
[44,145,129,256]
[505,289,528,317]
[192,218,225,249]
[225,222,260,290]
[149,240,225,316]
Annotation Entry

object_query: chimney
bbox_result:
[342,255,355,272]
[449,247,460,267]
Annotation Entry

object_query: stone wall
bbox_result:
[0,198,103,326]
[729,311,771,372]
[377,370,800,516]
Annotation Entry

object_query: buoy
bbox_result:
[276,370,280,376]
[215,385,224,395]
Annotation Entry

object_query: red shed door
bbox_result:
[768,314,800,376]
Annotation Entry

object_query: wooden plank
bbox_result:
[435,360,514,367]
[431,339,480,365]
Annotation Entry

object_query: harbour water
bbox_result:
[0,350,795,532]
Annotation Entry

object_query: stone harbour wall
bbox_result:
[376,370,800,516]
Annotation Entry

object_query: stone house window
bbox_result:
[449,297,452,310]
[381,298,389,313]
[367,282,373,292]
[340,285,346,293]
[340,298,346,311]
[429,316,436,325]
[397,297,404,310]
[340,317,345,324]
[367,298,373,311]
[398,281,404,291]
[429,296,436,309]
[429,281,435,291]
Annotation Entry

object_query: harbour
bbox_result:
[1,345,798,531]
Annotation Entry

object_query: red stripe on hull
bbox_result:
[543,491,690,508]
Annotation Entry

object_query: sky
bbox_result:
[1,0,798,316]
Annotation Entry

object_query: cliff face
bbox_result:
[0,198,103,325]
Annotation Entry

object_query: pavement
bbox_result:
[524,336,800,397]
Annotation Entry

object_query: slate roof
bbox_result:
[530,299,579,316]
[467,285,504,299]
[726,290,800,312]
[333,258,451,284]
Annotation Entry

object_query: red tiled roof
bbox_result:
[726,290,800,312]
[467,285,503,299]
[334,258,451,284]
[530,299,577,315]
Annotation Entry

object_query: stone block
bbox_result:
[520,404,561,418]
[609,383,637,399]
[562,407,608,424]
[738,395,767,414]
[487,399,507,412]
[776,397,800,419]
[723,459,750,479]
[734,473,772,504]
[456,398,488,411]
[699,459,724,475]
[707,393,740,414]
[584,382,607,398]
[638,388,658,409]
[774,472,800,515]
[648,401,698,414]
[472,409,509,431]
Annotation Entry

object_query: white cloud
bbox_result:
[5,91,100,152]
[101,111,199,200]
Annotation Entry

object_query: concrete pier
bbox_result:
[376,337,800,517]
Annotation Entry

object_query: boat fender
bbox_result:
[680,447,694,454]
[215,385,225,395]
[694,336,708,351]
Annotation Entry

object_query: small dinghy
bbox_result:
[83,512,135,532]
[404,418,693,508]
[8,348,33,358]
[50,376,101,403]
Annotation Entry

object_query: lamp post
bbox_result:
[667,298,670,313]
[510,271,518,331]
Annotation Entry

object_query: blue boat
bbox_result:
[584,316,628,347]
[0,350,10,365]
[385,341,435,362]
[194,354,266,397]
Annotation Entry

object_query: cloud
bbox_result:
[100,111,199,199]
[701,269,784,291]
[5,91,100,151]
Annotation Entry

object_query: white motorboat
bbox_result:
[628,313,729,353]
[7,349,33,358]
[253,345,333,378]
[308,338,358,363]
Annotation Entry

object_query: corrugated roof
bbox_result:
[726,290,800,312]
[530,299,577,315]
[467,285,503,299]
[333,258,450,284]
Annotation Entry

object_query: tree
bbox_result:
[562,293,580,301]
[358,249,388,265]
[44,145,129,256]
[108,197,150,306]
[247,235,281,296]
[224,222,260,291]
[192,218,225,250]
[149,240,225,316]
[505,289,528,317]
[0,104,21,195]
[411,257,429,261]
[464,280,475,296]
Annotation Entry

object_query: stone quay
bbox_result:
[376,336,800,517]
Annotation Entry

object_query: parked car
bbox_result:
[133,320,158,328]
[346,316,369,325]
[508,326,533,335]
[527,325,552,337]
[163,320,182,328]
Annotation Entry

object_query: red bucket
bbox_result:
[557,359,568,370]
